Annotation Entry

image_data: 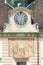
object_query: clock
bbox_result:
[14,11,28,26]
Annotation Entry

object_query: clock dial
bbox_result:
[14,11,28,26]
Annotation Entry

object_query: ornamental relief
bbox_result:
[8,38,34,58]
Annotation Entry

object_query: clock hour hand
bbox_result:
[20,15,22,25]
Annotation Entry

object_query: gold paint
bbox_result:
[8,38,34,58]
[14,58,28,62]
[8,7,33,16]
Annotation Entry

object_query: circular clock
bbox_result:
[14,11,28,26]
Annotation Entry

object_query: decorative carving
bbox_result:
[8,7,33,16]
[8,38,34,58]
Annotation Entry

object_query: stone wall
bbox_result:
[34,0,43,32]
[2,37,39,65]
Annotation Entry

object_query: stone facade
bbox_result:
[0,0,43,32]
[0,0,43,65]
[0,33,41,65]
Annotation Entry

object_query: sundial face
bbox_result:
[8,39,34,58]
[14,11,28,26]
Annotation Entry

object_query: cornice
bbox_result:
[0,32,43,37]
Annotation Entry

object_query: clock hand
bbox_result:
[20,15,22,25]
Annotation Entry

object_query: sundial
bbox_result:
[8,38,34,59]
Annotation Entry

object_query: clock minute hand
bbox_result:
[20,15,22,25]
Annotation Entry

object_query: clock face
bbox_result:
[14,11,28,26]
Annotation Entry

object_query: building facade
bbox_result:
[0,0,43,65]
[0,33,43,65]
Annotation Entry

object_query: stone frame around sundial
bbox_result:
[8,38,34,60]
